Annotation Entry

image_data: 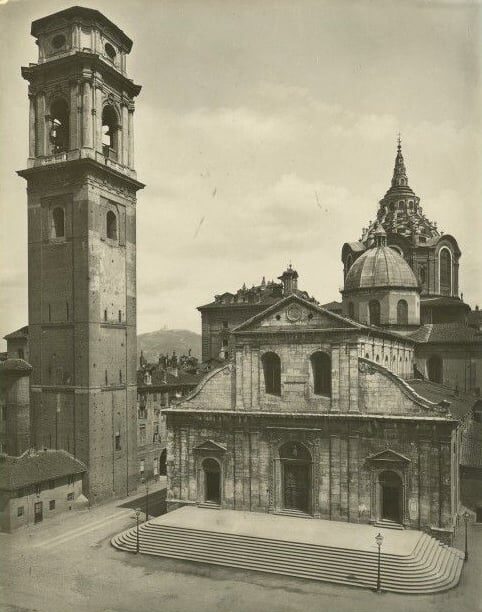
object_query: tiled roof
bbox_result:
[344,246,419,291]
[406,379,478,420]
[3,325,29,340]
[408,323,482,345]
[420,296,468,308]
[320,301,343,312]
[0,449,86,491]
[0,358,33,374]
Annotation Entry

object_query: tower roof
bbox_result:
[361,137,440,245]
[31,6,133,52]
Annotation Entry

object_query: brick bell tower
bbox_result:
[18,7,144,503]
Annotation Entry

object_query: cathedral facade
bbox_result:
[165,142,480,542]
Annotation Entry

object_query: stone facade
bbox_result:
[17,7,143,503]
[165,295,462,540]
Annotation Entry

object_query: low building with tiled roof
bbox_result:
[0,448,86,532]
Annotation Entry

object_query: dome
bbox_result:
[344,246,419,291]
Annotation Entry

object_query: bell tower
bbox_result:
[18,7,144,503]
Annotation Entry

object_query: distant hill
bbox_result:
[137,329,201,364]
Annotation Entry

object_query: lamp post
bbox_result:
[375,532,384,593]
[135,508,141,554]
[142,476,150,522]
[462,511,470,561]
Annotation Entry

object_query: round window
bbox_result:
[52,34,66,50]
[105,43,116,60]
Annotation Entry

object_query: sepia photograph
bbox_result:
[0,1,481,611]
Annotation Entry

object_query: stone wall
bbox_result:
[166,411,456,532]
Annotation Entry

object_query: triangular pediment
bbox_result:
[193,439,227,453]
[232,294,363,333]
[365,449,411,464]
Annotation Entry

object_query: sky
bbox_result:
[1,0,481,348]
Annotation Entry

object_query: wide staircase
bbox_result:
[111,518,464,594]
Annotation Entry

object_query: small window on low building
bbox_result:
[17,506,24,517]
[67,492,74,501]
[49,500,56,510]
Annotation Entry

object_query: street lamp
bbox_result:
[375,532,384,593]
[462,511,470,561]
[141,476,150,522]
[135,508,141,554]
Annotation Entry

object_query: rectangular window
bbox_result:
[17,506,24,517]
[49,500,56,510]
[67,492,74,501]
[48,479,55,489]
[119,369,122,384]
[105,370,108,386]
[115,432,121,451]
[118,310,122,322]
[139,424,146,445]
[104,309,108,322]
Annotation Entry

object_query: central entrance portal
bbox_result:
[203,458,221,504]
[379,470,402,523]
[280,442,311,513]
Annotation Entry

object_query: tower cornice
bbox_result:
[21,52,141,98]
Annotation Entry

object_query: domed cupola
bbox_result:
[342,226,420,328]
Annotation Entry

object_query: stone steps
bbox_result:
[374,519,405,531]
[111,521,464,593]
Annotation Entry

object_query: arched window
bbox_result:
[427,355,443,384]
[262,352,281,396]
[368,300,380,326]
[102,105,119,156]
[52,207,65,238]
[310,351,331,396]
[50,98,69,153]
[397,299,408,325]
[106,211,117,240]
[348,301,355,319]
[439,248,452,296]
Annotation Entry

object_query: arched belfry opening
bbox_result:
[102,105,119,157]
[49,98,69,153]
[280,442,311,513]
[379,470,403,523]
[202,458,221,504]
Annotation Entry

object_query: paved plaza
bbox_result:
[1,485,481,612]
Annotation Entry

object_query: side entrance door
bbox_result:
[34,501,43,524]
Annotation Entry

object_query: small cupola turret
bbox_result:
[278,264,299,296]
